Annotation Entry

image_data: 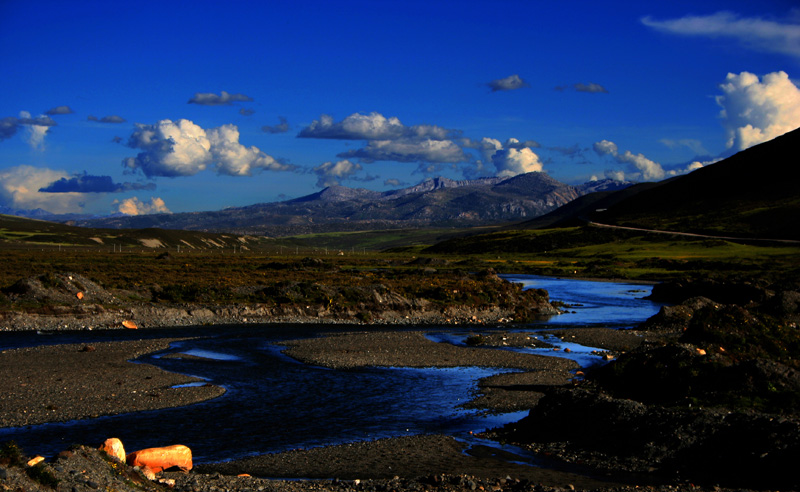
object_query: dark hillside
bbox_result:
[499,128,800,240]
[585,127,800,239]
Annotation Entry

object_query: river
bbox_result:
[0,275,662,464]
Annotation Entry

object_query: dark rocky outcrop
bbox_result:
[494,278,800,490]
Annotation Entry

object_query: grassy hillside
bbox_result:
[424,225,800,282]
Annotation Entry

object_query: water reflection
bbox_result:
[425,332,606,369]
[501,275,660,326]
[0,334,524,463]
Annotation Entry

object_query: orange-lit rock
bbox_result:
[122,320,138,329]
[696,348,707,356]
[99,438,126,462]
[126,444,192,473]
[76,291,84,300]
[26,456,45,467]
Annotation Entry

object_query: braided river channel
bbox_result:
[0,276,662,464]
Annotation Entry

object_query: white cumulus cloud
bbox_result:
[312,159,362,188]
[492,147,543,177]
[124,119,211,177]
[464,137,540,164]
[618,150,665,181]
[298,112,453,141]
[472,137,503,162]
[124,119,291,178]
[207,124,290,176]
[593,140,618,156]
[114,197,171,215]
[19,111,52,150]
[604,169,627,182]
[716,71,800,151]
[594,140,665,181]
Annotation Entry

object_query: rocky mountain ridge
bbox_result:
[65,173,629,236]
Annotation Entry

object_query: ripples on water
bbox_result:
[0,276,661,464]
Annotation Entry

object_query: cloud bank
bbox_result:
[123,119,293,178]
[337,138,467,163]
[642,11,800,59]
[88,115,127,123]
[716,71,800,151]
[38,173,155,193]
[300,112,466,165]
[0,165,87,212]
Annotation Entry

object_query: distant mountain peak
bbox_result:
[385,175,506,198]
[288,185,381,203]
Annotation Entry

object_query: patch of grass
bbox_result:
[0,441,26,467]
[26,462,60,488]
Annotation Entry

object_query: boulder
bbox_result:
[99,438,126,462]
[126,444,192,473]
[26,456,45,467]
[141,466,157,480]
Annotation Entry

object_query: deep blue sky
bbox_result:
[2,0,799,215]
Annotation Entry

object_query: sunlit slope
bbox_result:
[0,214,253,250]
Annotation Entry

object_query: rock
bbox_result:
[99,438,126,462]
[139,466,157,480]
[126,444,192,473]
[122,320,138,329]
[26,455,45,467]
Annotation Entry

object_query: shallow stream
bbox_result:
[0,276,662,464]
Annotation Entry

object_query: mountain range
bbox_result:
[70,173,631,236]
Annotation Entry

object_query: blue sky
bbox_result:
[1,0,799,215]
